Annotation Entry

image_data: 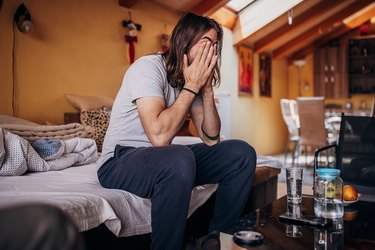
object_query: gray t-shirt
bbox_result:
[98,54,201,169]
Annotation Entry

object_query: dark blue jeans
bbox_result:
[98,139,256,250]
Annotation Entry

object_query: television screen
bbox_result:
[337,115,375,200]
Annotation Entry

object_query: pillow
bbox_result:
[0,115,39,125]
[65,93,114,111]
[80,107,111,152]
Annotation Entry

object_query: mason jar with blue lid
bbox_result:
[314,168,343,218]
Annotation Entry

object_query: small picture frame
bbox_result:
[238,45,253,96]
[259,52,271,97]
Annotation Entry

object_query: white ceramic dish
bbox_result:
[343,194,360,206]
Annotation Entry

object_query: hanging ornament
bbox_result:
[288,9,293,25]
[123,12,142,64]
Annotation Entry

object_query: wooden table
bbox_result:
[220,195,375,249]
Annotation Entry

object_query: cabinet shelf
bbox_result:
[349,55,375,60]
[349,74,375,78]
[314,44,348,98]
[348,36,375,94]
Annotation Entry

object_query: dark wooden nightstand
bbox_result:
[64,112,80,124]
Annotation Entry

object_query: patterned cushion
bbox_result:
[80,107,111,152]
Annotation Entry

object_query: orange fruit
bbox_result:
[343,185,358,201]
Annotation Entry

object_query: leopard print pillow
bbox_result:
[80,107,111,152]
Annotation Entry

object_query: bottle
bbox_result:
[314,168,343,218]
[314,218,344,250]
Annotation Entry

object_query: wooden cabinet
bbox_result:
[314,43,348,98]
[348,36,375,94]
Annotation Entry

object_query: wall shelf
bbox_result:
[348,36,375,94]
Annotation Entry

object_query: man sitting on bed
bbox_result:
[97,13,256,250]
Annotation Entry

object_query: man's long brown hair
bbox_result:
[162,13,223,89]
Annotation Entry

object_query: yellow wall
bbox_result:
[288,54,314,99]
[218,27,288,155]
[248,56,289,155]
[0,0,179,124]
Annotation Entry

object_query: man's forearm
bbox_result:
[201,90,221,143]
[150,90,196,146]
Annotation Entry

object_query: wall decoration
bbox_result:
[259,52,271,97]
[238,46,253,96]
[122,12,142,64]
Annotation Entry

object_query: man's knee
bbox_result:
[224,140,256,160]
[160,145,196,186]
[222,140,257,173]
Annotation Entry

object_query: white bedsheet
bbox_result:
[0,162,217,237]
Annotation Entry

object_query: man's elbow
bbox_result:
[149,134,172,147]
[203,138,220,146]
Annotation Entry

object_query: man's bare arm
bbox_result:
[190,87,221,146]
[137,92,194,147]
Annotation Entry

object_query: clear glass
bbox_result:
[314,168,343,218]
[286,167,303,204]
[285,203,303,238]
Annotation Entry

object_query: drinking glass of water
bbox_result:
[285,203,303,238]
[286,167,303,204]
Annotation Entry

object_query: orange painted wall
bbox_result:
[0,0,179,124]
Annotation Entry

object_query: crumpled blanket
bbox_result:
[0,128,98,176]
[0,122,87,141]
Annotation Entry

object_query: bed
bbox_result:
[0,159,217,238]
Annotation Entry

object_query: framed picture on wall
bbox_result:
[259,52,271,97]
[238,45,253,96]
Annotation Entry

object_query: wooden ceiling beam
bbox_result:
[118,0,138,9]
[253,0,341,54]
[272,0,373,59]
[289,3,375,61]
[210,6,237,29]
[287,25,348,63]
[343,2,375,28]
[190,0,229,16]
